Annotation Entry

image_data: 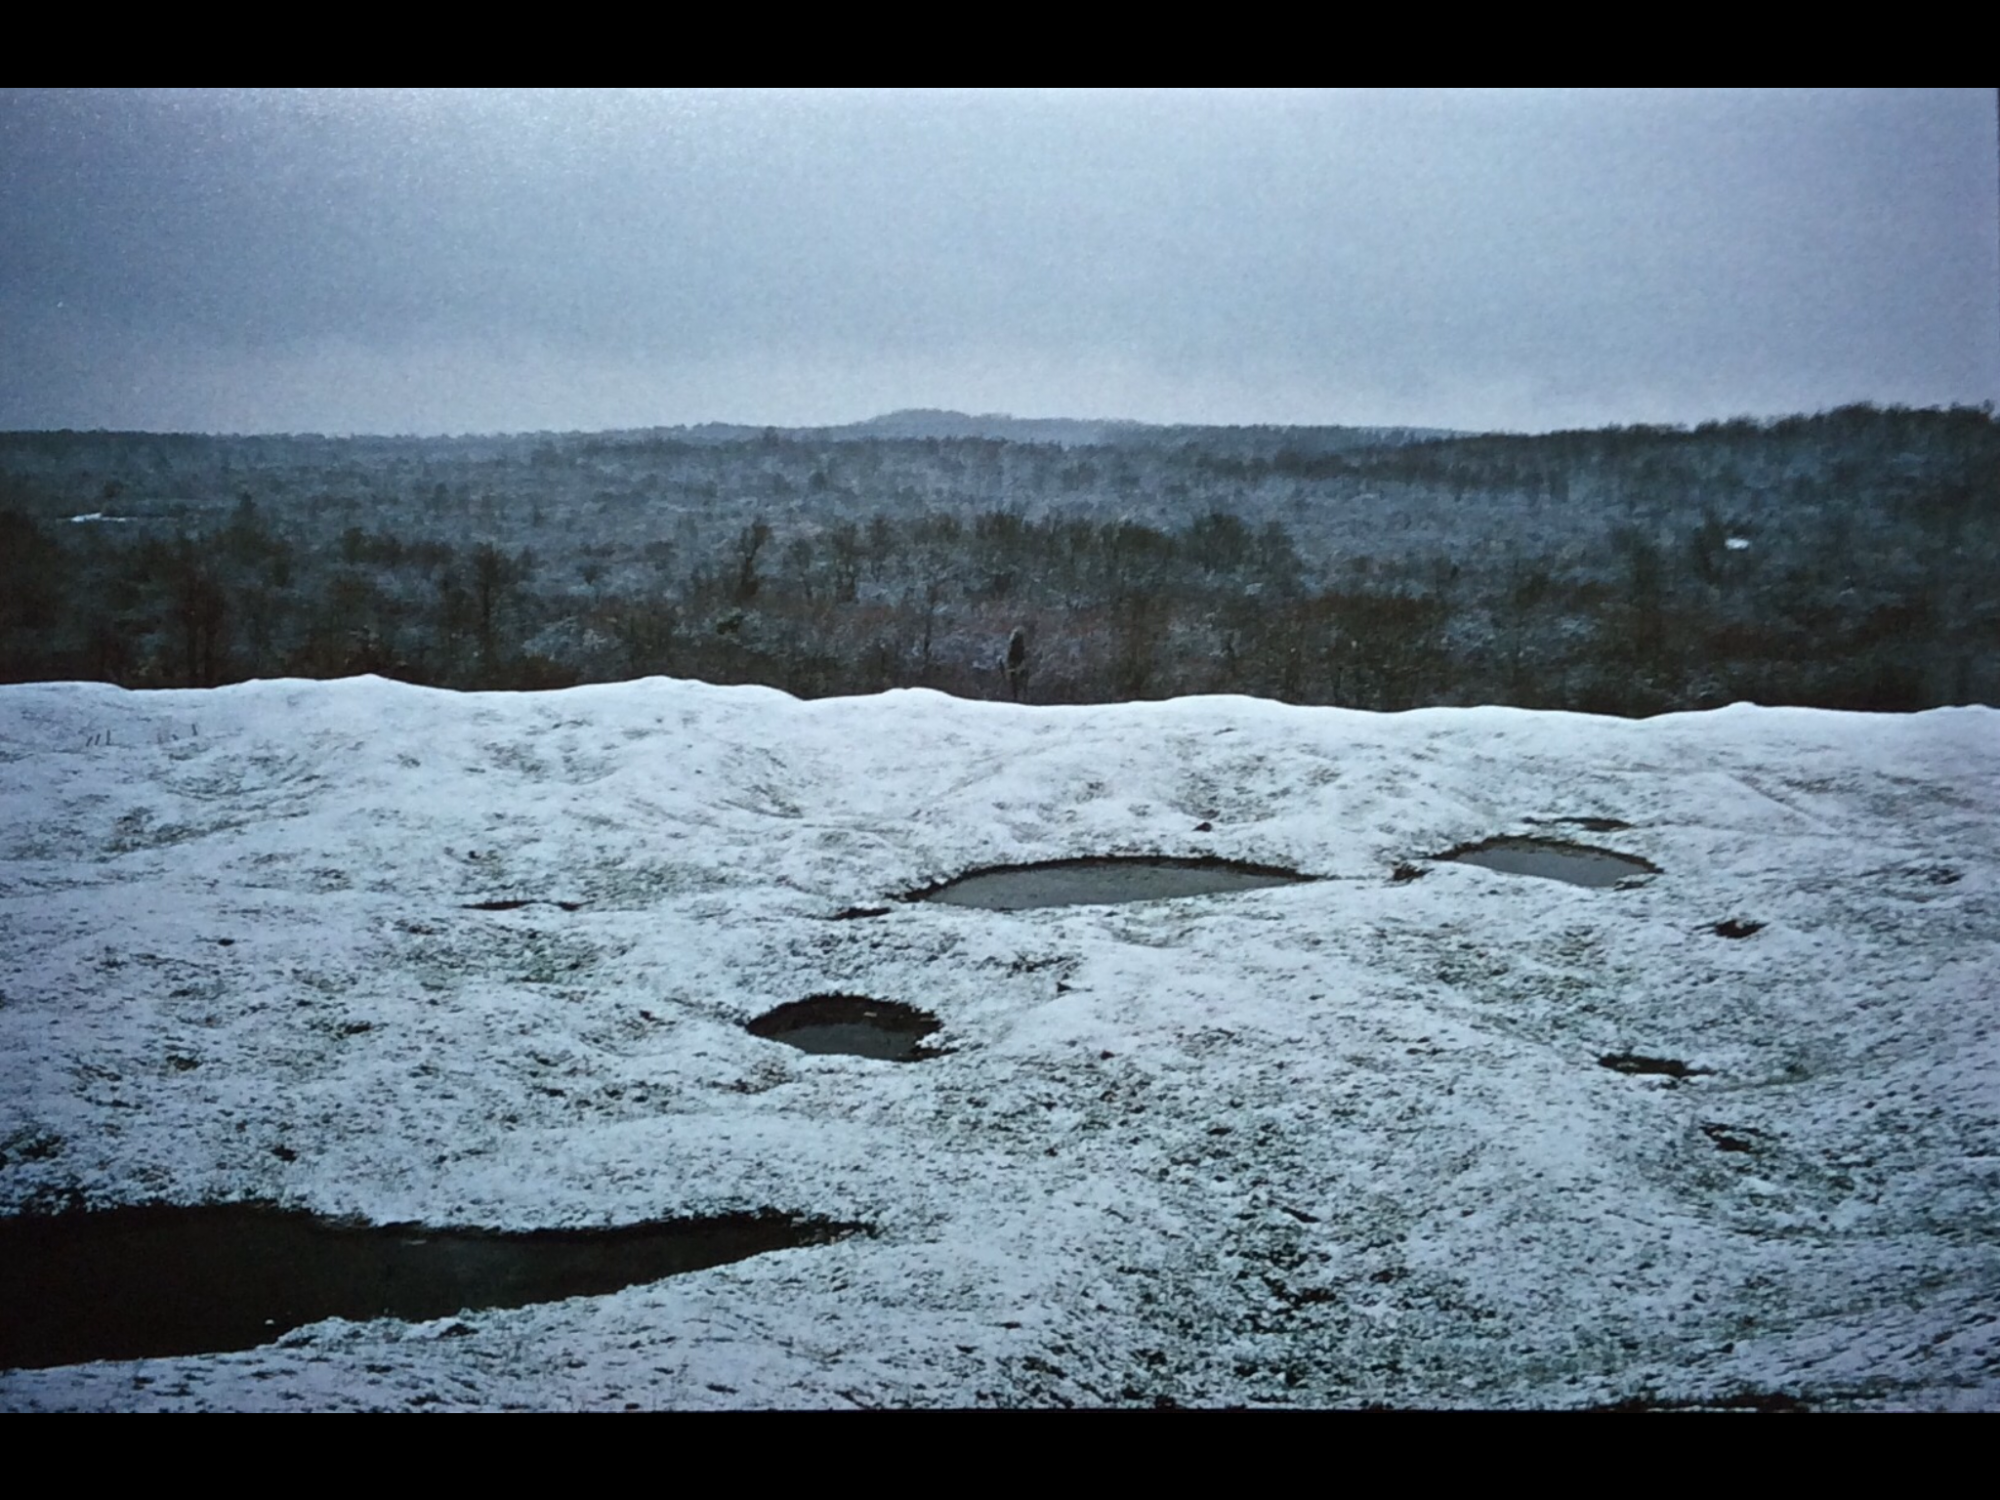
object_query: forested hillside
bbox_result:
[2,404,1994,714]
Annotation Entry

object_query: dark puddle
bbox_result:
[1599,1053,1711,1080]
[746,995,941,1061]
[0,1204,857,1371]
[463,899,582,912]
[1701,1123,1762,1154]
[1434,837,1658,889]
[911,857,1312,911]
[1712,918,1765,939]
[828,906,891,921]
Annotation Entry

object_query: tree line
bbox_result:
[2,404,1994,714]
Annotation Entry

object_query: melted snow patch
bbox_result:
[1434,836,1659,888]
[0,1204,860,1371]
[745,995,943,1061]
[913,856,1312,910]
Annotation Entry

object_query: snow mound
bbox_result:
[1,677,1994,1409]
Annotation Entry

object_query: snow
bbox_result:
[1,676,1995,1410]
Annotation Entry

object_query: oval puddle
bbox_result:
[0,1205,859,1371]
[1599,1052,1711,1079]
[747,995,941,1061]
[912,857,1312,911]
[1433,837,1658,889]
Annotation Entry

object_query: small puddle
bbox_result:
[1434,837,1658,889]
[1599,1052,1710,1080]
[1701,1123,1762,1154]
[0,1205,858,1371]
[746,995,941,1061]
[913,857,1311,911]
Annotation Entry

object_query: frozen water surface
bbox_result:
[746,995,941,1060]
[918,856,1311,910]
[1436,836,1659,888]
[0,1205,856,1371]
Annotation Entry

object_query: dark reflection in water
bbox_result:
[0,1205,858,1370]
[747,995,942,1060]
[1436,838,1658,888]
[916,857,1311,911]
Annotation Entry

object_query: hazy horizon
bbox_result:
[6,89,1997,438]
[9,398,1999,445]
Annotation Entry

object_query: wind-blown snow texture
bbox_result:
[1,678,1994,1410]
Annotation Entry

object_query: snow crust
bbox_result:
[1,676,1994,1409]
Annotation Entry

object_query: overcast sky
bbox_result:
[3,88,1995,436]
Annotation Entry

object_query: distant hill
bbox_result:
[624,410,1457,449]
[826,410,1459,449]
[832,410,1147,446]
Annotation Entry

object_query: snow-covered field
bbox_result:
[1,676,1994,1410]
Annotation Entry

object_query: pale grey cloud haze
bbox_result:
[3,88,1995,434]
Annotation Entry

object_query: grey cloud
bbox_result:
[2,88,1994,433]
